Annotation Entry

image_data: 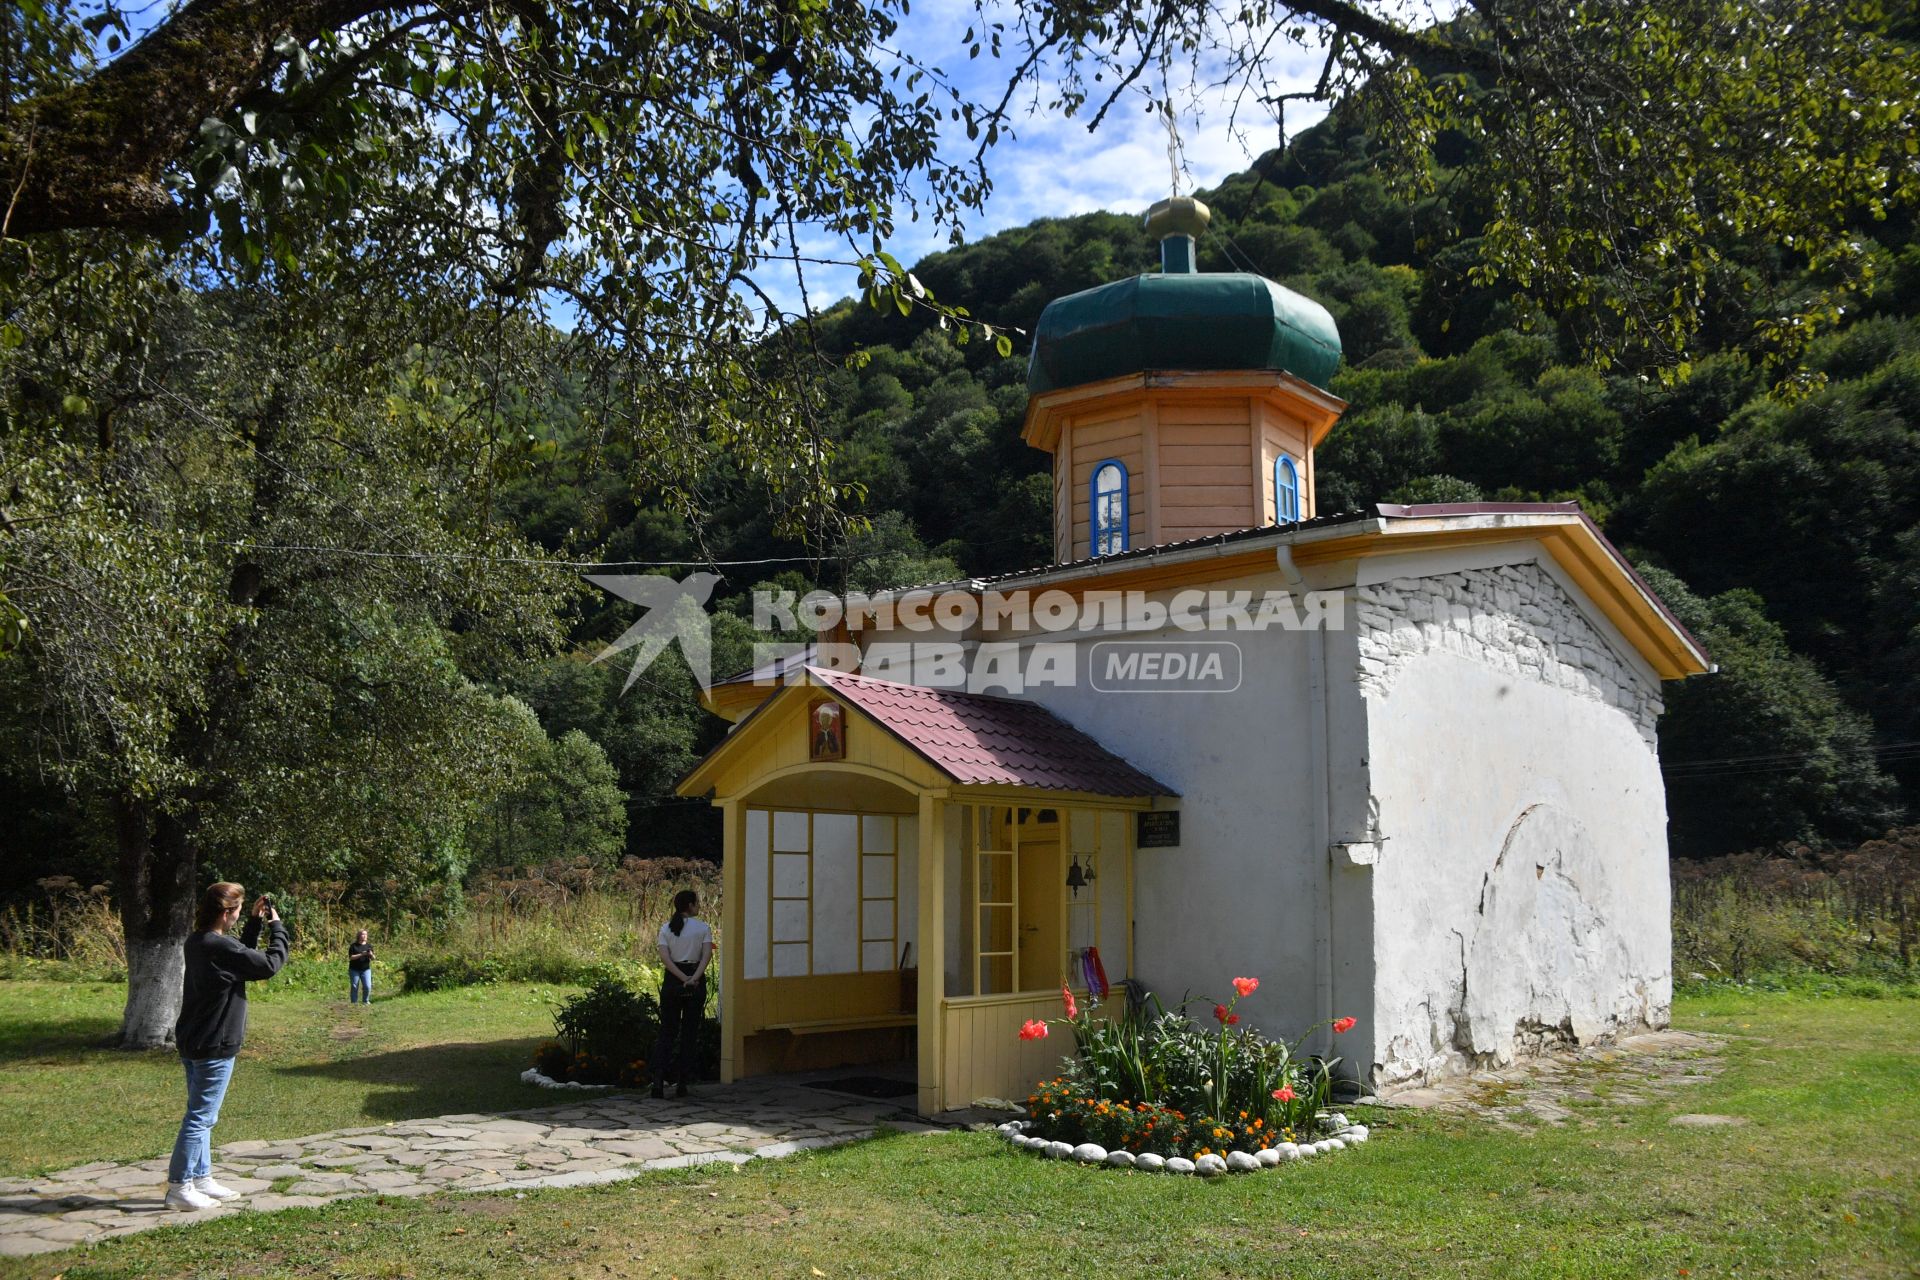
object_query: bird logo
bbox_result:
[585,572,721,693]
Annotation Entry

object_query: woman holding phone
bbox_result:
[166,884,288,1210]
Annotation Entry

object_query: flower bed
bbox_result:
[1008,976,1371,1171]
[527,967,720,1088]
[528,971,661,1087]
[995,1114,1370,1175]
[531,1039,650,1088]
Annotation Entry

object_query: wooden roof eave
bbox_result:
[1286,513,1711,680]
[1021,369,1348,454]
[676,673,1174,807]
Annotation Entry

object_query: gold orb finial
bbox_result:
[1144,196,1212,241]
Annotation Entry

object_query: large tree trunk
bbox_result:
[114,795,197,1049]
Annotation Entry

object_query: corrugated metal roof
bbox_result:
[808,667,1176,799]
[976,510,1375,585]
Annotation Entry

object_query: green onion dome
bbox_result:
[1027,197,1343,397]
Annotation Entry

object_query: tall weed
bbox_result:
[1,857,721,996]
[0,880,125,980]
[1673,827,1918,984]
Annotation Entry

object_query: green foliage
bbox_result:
[546,971,663,1085]
[0,257,582,1034]
[1637,565,1901,855]
[498,648,728,859]
[0,879,125,981]
[399,950,592,995]
[471,717,629,872]
[1624,349,1920,733]
[1316,404,1441,512]
[1387,474,1483,505]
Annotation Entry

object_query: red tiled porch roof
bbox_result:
[808,667,1176,798]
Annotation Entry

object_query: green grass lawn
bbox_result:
[0,974,573,1177]
[0,988,1914,1278]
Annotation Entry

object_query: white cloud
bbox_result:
[749,6,1337,319]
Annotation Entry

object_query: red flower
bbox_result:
[1213,1003,1230,1023]
[1333,1016,1357,1034]
[1018,1019,1049,1041]
[1061,983,1077,1019]
[1272,1085,1296,1102]
[1232,976,1260,997]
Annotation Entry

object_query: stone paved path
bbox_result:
[1378,1029,1727,1129]
[0,1077,933,1258]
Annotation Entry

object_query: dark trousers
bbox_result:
[655,976,705,1084]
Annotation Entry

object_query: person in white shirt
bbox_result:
[653,889,712,1098]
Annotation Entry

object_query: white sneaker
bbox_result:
[193,1176,241,1200]
[165,1181,218,1211]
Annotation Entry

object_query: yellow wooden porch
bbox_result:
[677,668,1172,1115]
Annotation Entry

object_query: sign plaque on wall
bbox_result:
[1136,810,1180,848]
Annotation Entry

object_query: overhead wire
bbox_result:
[208,540,828,571]
[1663,740,1920,780]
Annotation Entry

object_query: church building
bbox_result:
[676,197,1712,1116]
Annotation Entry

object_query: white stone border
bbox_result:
[996,1113,1370,1176]
[520,1067,613,1091]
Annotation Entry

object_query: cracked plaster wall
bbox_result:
[1355,560,1673,1088]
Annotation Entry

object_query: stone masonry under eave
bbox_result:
[1355,561,1664,745]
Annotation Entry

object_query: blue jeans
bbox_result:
[350,969,372,1003]
[168,1056,236,1183]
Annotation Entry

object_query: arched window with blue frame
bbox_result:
[1091,460,1129,556]
[1275,455,1301,525]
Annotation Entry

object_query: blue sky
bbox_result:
[766,0,1337,316]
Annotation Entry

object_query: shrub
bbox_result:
[535,965,720,1087]
[399,947,603,992]
[553,974,660,1061]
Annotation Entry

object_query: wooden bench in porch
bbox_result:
[762,1012,917,1036]
[756,1012,917,1072]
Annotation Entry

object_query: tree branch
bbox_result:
[1,0,418,236]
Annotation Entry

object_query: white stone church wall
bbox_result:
[1355,559,1674,1088]
[1018,565,1330,1042]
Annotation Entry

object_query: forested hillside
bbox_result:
[503,97,1919,866]
[5,85,1915,927]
